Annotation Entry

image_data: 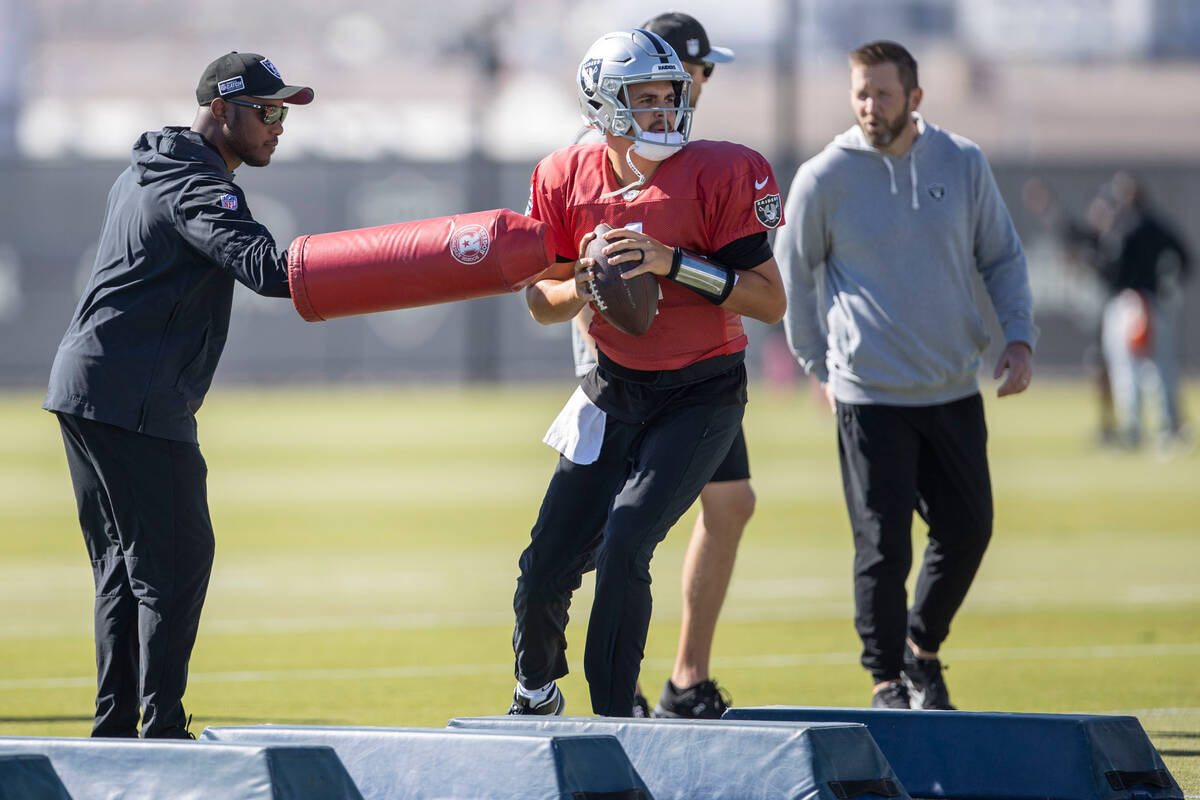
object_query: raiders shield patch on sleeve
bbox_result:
[754,193,781,228]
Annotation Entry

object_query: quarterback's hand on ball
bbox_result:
[573,231,599,303]
[600,227,673,278]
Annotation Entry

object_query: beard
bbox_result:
[232,133,272,167]
[224,111,273,167]
[238,148,271,168]
[860,97,912,148]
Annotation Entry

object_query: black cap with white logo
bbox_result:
[642,12,734,65]
[196,52,314,106]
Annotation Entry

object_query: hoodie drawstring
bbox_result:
[882,156,898,196]
[881,155,920,211]
[909,157,920,210]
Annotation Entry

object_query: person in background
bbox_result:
[1097,171,1192,451]
[1021,177,1118,444]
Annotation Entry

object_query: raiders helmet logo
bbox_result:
[260,59,282,79]
[928,183,946,201]
[754,194,782,229]
[580,58,603,97]
[449,224,491,265]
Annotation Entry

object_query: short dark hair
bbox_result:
[850,41,919,94]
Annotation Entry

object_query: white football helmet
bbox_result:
[577,28,693,162]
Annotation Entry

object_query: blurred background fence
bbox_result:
[2,0,1197,387]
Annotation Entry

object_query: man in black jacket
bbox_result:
[43,52,313,738]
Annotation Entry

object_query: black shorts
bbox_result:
[709,426,750,482]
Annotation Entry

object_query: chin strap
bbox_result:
[600,146,648,199]
[599,129,685,199]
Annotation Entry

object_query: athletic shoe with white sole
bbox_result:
[507,683,565,715]
[652,678,730,719]
[870,680,911,709]
[901,649,956,710]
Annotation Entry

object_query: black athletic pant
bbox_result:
[513,398,743,717]
[56,413,214,738]
[835,394,993,684]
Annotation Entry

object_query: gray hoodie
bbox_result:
[777,115,1038,405]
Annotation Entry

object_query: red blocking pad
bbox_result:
[448,716,910,800]
[722,707,1182,800]
[202,725,652,800]
[0,737,362,800]
[288,208,554,322]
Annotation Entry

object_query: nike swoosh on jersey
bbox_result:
[754,177,769,190]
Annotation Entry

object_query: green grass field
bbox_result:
[2,379,1198,794]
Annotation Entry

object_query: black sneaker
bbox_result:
[653,679,730,719]
[150,713,196,740]
[507,684,565,716]
[632,691,651,718]
[901,649,956,710]
[870,681,910,709]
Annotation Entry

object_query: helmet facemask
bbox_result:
[601,76,692,162]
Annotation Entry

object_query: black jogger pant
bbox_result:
[56,413,214,738]
[835,394,993,684]
[513,398,744,717]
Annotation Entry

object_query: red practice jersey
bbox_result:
[528,140,783,372]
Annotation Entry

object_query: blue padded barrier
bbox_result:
[0,754,72,800]
[448,716,910,800]
[202,724,652,800]
[723,707,1182,800]
[0,737,362,800]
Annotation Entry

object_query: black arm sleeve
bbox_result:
[714,232,772,270]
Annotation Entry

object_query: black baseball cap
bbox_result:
[642,12,735,65]
[196,52,314,106]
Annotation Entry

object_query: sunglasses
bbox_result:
[702,61,715,79]
[225,98,288,124]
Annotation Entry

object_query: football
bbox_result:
[585,223,659,336]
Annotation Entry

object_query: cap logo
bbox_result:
[217,76,245,96]
[449,224,490,265]
[687,38,701,57]
[219,193,239,211]
[260,59,281,79]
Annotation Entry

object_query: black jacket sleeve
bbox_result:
[175,176,291,297]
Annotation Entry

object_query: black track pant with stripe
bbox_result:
[56,413,213,738]
[835,394,993,684]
